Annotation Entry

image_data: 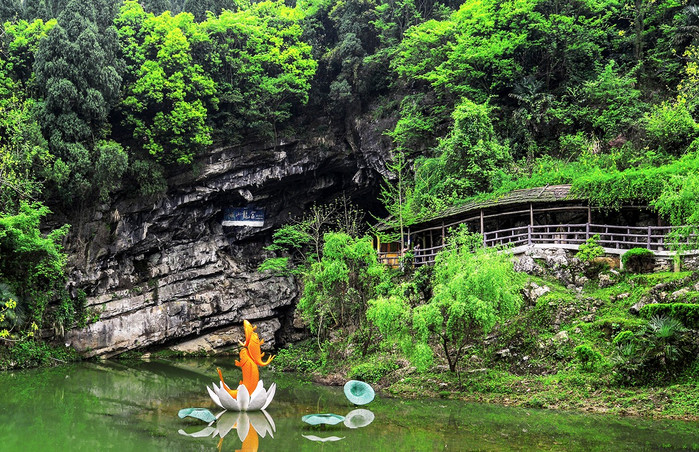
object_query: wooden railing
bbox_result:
[379,223,698,267]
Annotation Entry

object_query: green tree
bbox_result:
[116,1,216,165]
[33,0,124,203]
[413,227,523,372]
[411,99,511,215]
[0,201,68,329]
[201,1,316,142]
[0,94,52,211]
[378,148,415,252]
[1,18,57,88]
[575,60,646,141]
[297,232,389,341]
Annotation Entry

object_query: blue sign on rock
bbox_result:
[222,208,265,227]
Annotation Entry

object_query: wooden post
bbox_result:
[480,210,485,247]
[647,226,651,249]
[587,205,591,224]
[529,203,534,227]
[441,221,446,245]
[528,225,532,245]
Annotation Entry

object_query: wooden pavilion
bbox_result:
[376,185,686,267]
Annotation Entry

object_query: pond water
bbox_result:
[0,358,697,451]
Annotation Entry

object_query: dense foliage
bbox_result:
[0,0,318,344]
[3,0,699,371]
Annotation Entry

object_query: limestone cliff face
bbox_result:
[61,120,392,357]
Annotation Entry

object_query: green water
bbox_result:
[0,359,697,451]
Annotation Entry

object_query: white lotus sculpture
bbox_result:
[207,379,276,412]
[207,320,276,412]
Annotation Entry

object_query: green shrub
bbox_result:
[348,359,399,384]
[621,248,655,273]
[574,344,602,371]
[643,101,699,155]
[576,235,604,262]
[2,339,80,369]
[639,303,699,329]
[612,330,635,346]
[257,257,291,276]
[272,342,322,374]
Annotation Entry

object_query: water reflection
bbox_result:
[2,360,695,451]
[301,408,375,443]
[302,434,345,442]
[344,408,374,428]
[179,410,275,451]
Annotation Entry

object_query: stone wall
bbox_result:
[60,118,393,357]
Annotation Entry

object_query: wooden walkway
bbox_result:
[379,223,697,267]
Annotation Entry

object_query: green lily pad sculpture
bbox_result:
[301,413,345,426]
[343,380,375,405]
[178,407,217,423]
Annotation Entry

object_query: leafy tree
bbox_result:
[0,201,69,329]
[413,227,523,372]
[378,148,415,252]
[33,0,124,203]
[116,1,216,165]
[0,0,69,22]
[393,0,536,103]
[576,60,646,141]
[411,98,511,215]
[0,22,54,211]
[673,4,699,49]
[201,1,316,141]
[0,94,52,211]
[1,18,57,88]
[262,196,365,266]
[508,75,554,160]
[297,232,390,341]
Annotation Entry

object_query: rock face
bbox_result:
[61,126,392,357]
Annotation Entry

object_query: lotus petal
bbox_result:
[261,382,276,411]
[235,412,250,442]
[236,384,250,411]
[178,426,216,438]
[301,413,345,426]
[178,407,217,423]
[217,383,240,411]
[216,412,238,439]
[207,385,223,409]
[343,380,375,405]
[248,380,267,411]
[248,411,273,438]
[302,434,345,442]
[261,409,276,438]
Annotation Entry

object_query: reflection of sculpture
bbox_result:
[302,434,345,442]
[301,382,376,443]
[208,320,276,411]
[179,410,276,452]
[343,409,374,429]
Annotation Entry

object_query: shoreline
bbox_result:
[309,371,699,422]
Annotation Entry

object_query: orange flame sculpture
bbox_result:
[211,320,276,409]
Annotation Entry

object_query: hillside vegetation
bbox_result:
[1,0,699,391]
